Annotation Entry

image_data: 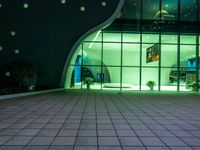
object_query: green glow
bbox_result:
[14,49,20,54]
[23,3,29,9]
[80,6,85,11]
[102,1,107,6]
[10,31,16,36]
[61,0,66,4]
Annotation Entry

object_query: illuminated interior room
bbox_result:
[65,0,200,92]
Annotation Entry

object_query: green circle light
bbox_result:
[61,0,66,4]
[102,1,107,6]
[80,6,85,11]
[14,49,20,54]
[23,3,29,9]
[11,31,16,36]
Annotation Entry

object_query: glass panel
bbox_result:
[180,45,196,91]
[161,44,177,67]
[103,43,121,66]
[81,66,101,90]
[161,34,177,44]
[122,0,141,19]
[83,42,101,65]
[180,45,196,67]
[142,34,159,43]
[123,43,140,66]
[180,0,197,21]
[103,32,121,42]
[122,67,140,91]
[160,67,177,91]
[102,67,120,90]
[123,33,140,43]
[141,67,158,91]
[142,44,159,67]
[180,35,196,44]
[84,31,102,42]
[143,0,160,20]
[161,0,178,21]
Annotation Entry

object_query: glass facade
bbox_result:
[66,0,200,92]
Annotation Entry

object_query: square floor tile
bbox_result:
[78,130,96,136]
[58,129,78,136]
[98,137,120,146]
[52,137,76,145]
[161,137,187,146]
[37,129,59,136]
[28,137,54,145]
[5,136,33,145]
[139,137,165,146]
[75,137,97,146]
[98,130,116,136]
[119,137,143,146]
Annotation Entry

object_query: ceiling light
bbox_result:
[89,31,101,49]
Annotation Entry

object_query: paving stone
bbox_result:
[58,129,78,136]
[98,130,116,136]
[75,137,97,146]
[135,130,155,137]
[28,137,54,145]
[5,136,33,145]
[161,137,187,146]
[52,137,76,145]
[78,130,96,136]
[74,146,98,150]
[119,137,143,146]
[140,137,165,146]
[98,137,120,146]
[0,136,12,145]
[17,129,40,136]
[37,129,59,136]
[23,146,49,150]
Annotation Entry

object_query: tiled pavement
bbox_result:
[0,91,200,150]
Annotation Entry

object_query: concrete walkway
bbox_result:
[0,91,200,150]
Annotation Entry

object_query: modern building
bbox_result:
[0,0,199,93]
[65,0,200,92]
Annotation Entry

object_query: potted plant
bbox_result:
[187,82,200,91]
[146,81,155,90]
[82,77,94,90]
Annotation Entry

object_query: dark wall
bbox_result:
[0,0,121,88]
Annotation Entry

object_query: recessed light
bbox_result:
[102,1,107,6]
[14,49,20,54]
[0,46,3,51]
[80,6,85,11]
[11,31,16,36]
[0,3,2,8]
[23,3,29,9]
